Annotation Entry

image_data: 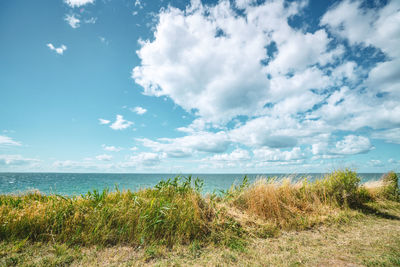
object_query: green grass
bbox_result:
[0,170,399,263]
[0,176,214,247]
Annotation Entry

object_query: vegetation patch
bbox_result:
[0,170,398,264]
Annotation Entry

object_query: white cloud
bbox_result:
[372,128,400,144]
[311,142,328,156]
[320,0,376,46]
[138,130,229,156]
[206,148,251,162]
[65,14,80,28]
[98,118,110,125]
[228,115,327,148]
[131,106,147,115]
[366,59,400,98]
[122,152,162,167]
[132,0,344,125]
[253,147,305,162]
[235,0,256,9]
[0,155,39,166]
[321,1,400,57]
[314,86,400,131]
[271,66,330,96]
[46,43,67,55]
[177,118,208,133]
[322,0,400,96]
[129,0,400,167]
[265,29,331,76]
[133,1,274,124]
[333,135,373,155]
[200,148,252,169]
[109,115,133,130]
[130,146,138,151]
[0,135,21,146]
[96,154,113,161]
[102,144,123,152]
[64,0,94,8]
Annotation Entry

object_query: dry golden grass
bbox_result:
[229,178,331,228]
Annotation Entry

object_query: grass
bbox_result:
[0,170,399,266]
[0,176,212,247]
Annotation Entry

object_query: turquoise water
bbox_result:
[0,172,387,196]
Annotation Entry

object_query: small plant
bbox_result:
[144,244,162,262]
[190,240,202,258]
[154,175,203,194]
[220,175,250,199]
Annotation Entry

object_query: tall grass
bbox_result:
[0,176,212,247]
[0,170,398,247]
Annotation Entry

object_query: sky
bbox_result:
[0,0,399,173]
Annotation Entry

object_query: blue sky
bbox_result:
[0,0,399,173]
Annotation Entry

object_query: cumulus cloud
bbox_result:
[322,0,400,98]
[46,43,67,55]
[321,0,400,57]
[133,1,273,123]
[0,135,21,146]
[109,115,133,130]
[228,115,327,148]
[64,0,94,8]
[137,131,229,157]
[130,0,400,167]
[333,135,373,155]
[131,106,147,115]
[65,14,80,28]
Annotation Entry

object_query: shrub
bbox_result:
[355,186,374,204]
[319,169,361,207]
[379,171,400,201]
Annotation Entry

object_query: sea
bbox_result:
[0,172,388,196]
